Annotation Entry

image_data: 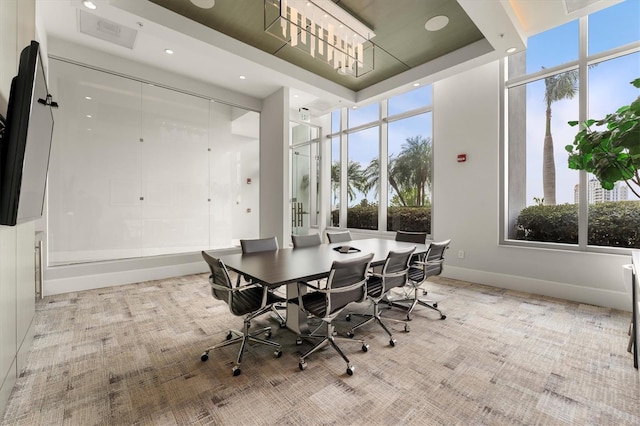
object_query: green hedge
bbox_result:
[516,201,640,248]
[331,206,431,233]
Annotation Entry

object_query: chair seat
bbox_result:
[408,266,424,283]
[299,291,327,318]
[366,276,383,298]
[233,287,284,316]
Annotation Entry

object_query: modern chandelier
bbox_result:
[264,0,376,77]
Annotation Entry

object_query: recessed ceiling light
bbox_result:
[351,106,358,110]
[239,75,246,80]
[85,96,92,100]
[425,15,449,31]
[293,94,299,98]
[189,0,215,8]
[413,83,421,87]
[506,47,517,54]
[86,115,92,118]
[82,1,97,10]
[164,49,174,55]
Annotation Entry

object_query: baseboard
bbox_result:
[443,266,631,312]
[43,261,209,296]
[0,358,17,420]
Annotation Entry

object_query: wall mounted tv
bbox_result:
[0,40,56,226]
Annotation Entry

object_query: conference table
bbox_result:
[218,238,429,332]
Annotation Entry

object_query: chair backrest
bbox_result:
[380,246,416,291]
[325,253,374,317]
[424,239,451,278]
[201,251,233,303]
[326,230,352,243]
[292,233,322,248]
[240,236,278,254]
[395,230,427,244]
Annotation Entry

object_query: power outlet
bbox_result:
[458,250,465,259]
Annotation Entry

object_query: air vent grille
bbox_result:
[79,10,137,49]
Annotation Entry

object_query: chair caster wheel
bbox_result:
[265,330,272,338]
[274,350,283,358]
[232,366,241,376]
[433,302,438,308]
[347,331,355,338]
[200,352,209,362]
[279,322,287,328]
[299,361,307,371]
[440,314,446,320]
[361,344,369,352]
[346,365,355,375]
[226,332,233,340]
[296,337,303,345]
[345,314,351,321]
[390,339,397,347]
[406,315,412,321]
[404,324,410,332]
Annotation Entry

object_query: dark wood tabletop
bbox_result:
[217,238,428,288]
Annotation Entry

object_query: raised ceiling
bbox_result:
[148,0,485,91]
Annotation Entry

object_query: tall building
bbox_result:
[573,179,629,203]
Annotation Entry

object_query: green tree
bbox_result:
[391,136,433,206]
[543,69,578,205]
[361,135,433,207]
[331,160,366,206]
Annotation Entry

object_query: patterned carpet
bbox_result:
[2,273,639,425]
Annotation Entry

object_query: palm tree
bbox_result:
[542,69,578,205]
[392,136,432,206]
[362,136,432,207]
[330,160,366,206]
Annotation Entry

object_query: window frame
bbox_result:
[502,13,640,254]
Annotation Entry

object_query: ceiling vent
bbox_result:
[563,0,602,14]
[78,10,137,49]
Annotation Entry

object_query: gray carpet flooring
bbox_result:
[2,273,639,425]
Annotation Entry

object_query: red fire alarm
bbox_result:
[457,154,467,162]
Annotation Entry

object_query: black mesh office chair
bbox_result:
[346,246,415,346]
[326,230,352,243]
[295,253,374,375]
[390,234,451,320]
[291,233,322,248]
[239,237,287,327]
[200,251,283,376]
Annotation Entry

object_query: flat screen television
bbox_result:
[0,40,55,226]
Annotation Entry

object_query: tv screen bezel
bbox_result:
[0,40,55,226]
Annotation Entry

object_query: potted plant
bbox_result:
[566,78,640,199]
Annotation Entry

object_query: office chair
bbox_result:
[239,237,287,327]
[200,251,283,376]
[291,233,322,248]
[326,230,352,243]
[295,253,374,375]
[346,246,415,346]
[388,237,451,320]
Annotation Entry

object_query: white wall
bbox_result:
[432,61,632,311]
[0,0,37,416]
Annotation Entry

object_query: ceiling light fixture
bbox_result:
[164,49,174,54]
[506,47,517,54]
[264,0,376,77]
[82,1,97,10]
[424,15,449,31]
[189,0,216,8]
[413,83,420,87]
[85,96,92,100]
[239,75,246,80]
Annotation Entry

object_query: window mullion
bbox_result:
[578,15,589,249]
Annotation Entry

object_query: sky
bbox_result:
[524,0,640,204]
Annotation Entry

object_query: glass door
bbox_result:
[290,122,320,236]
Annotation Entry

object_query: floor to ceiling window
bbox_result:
[329,84,433,233]
[505,0,640,250]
